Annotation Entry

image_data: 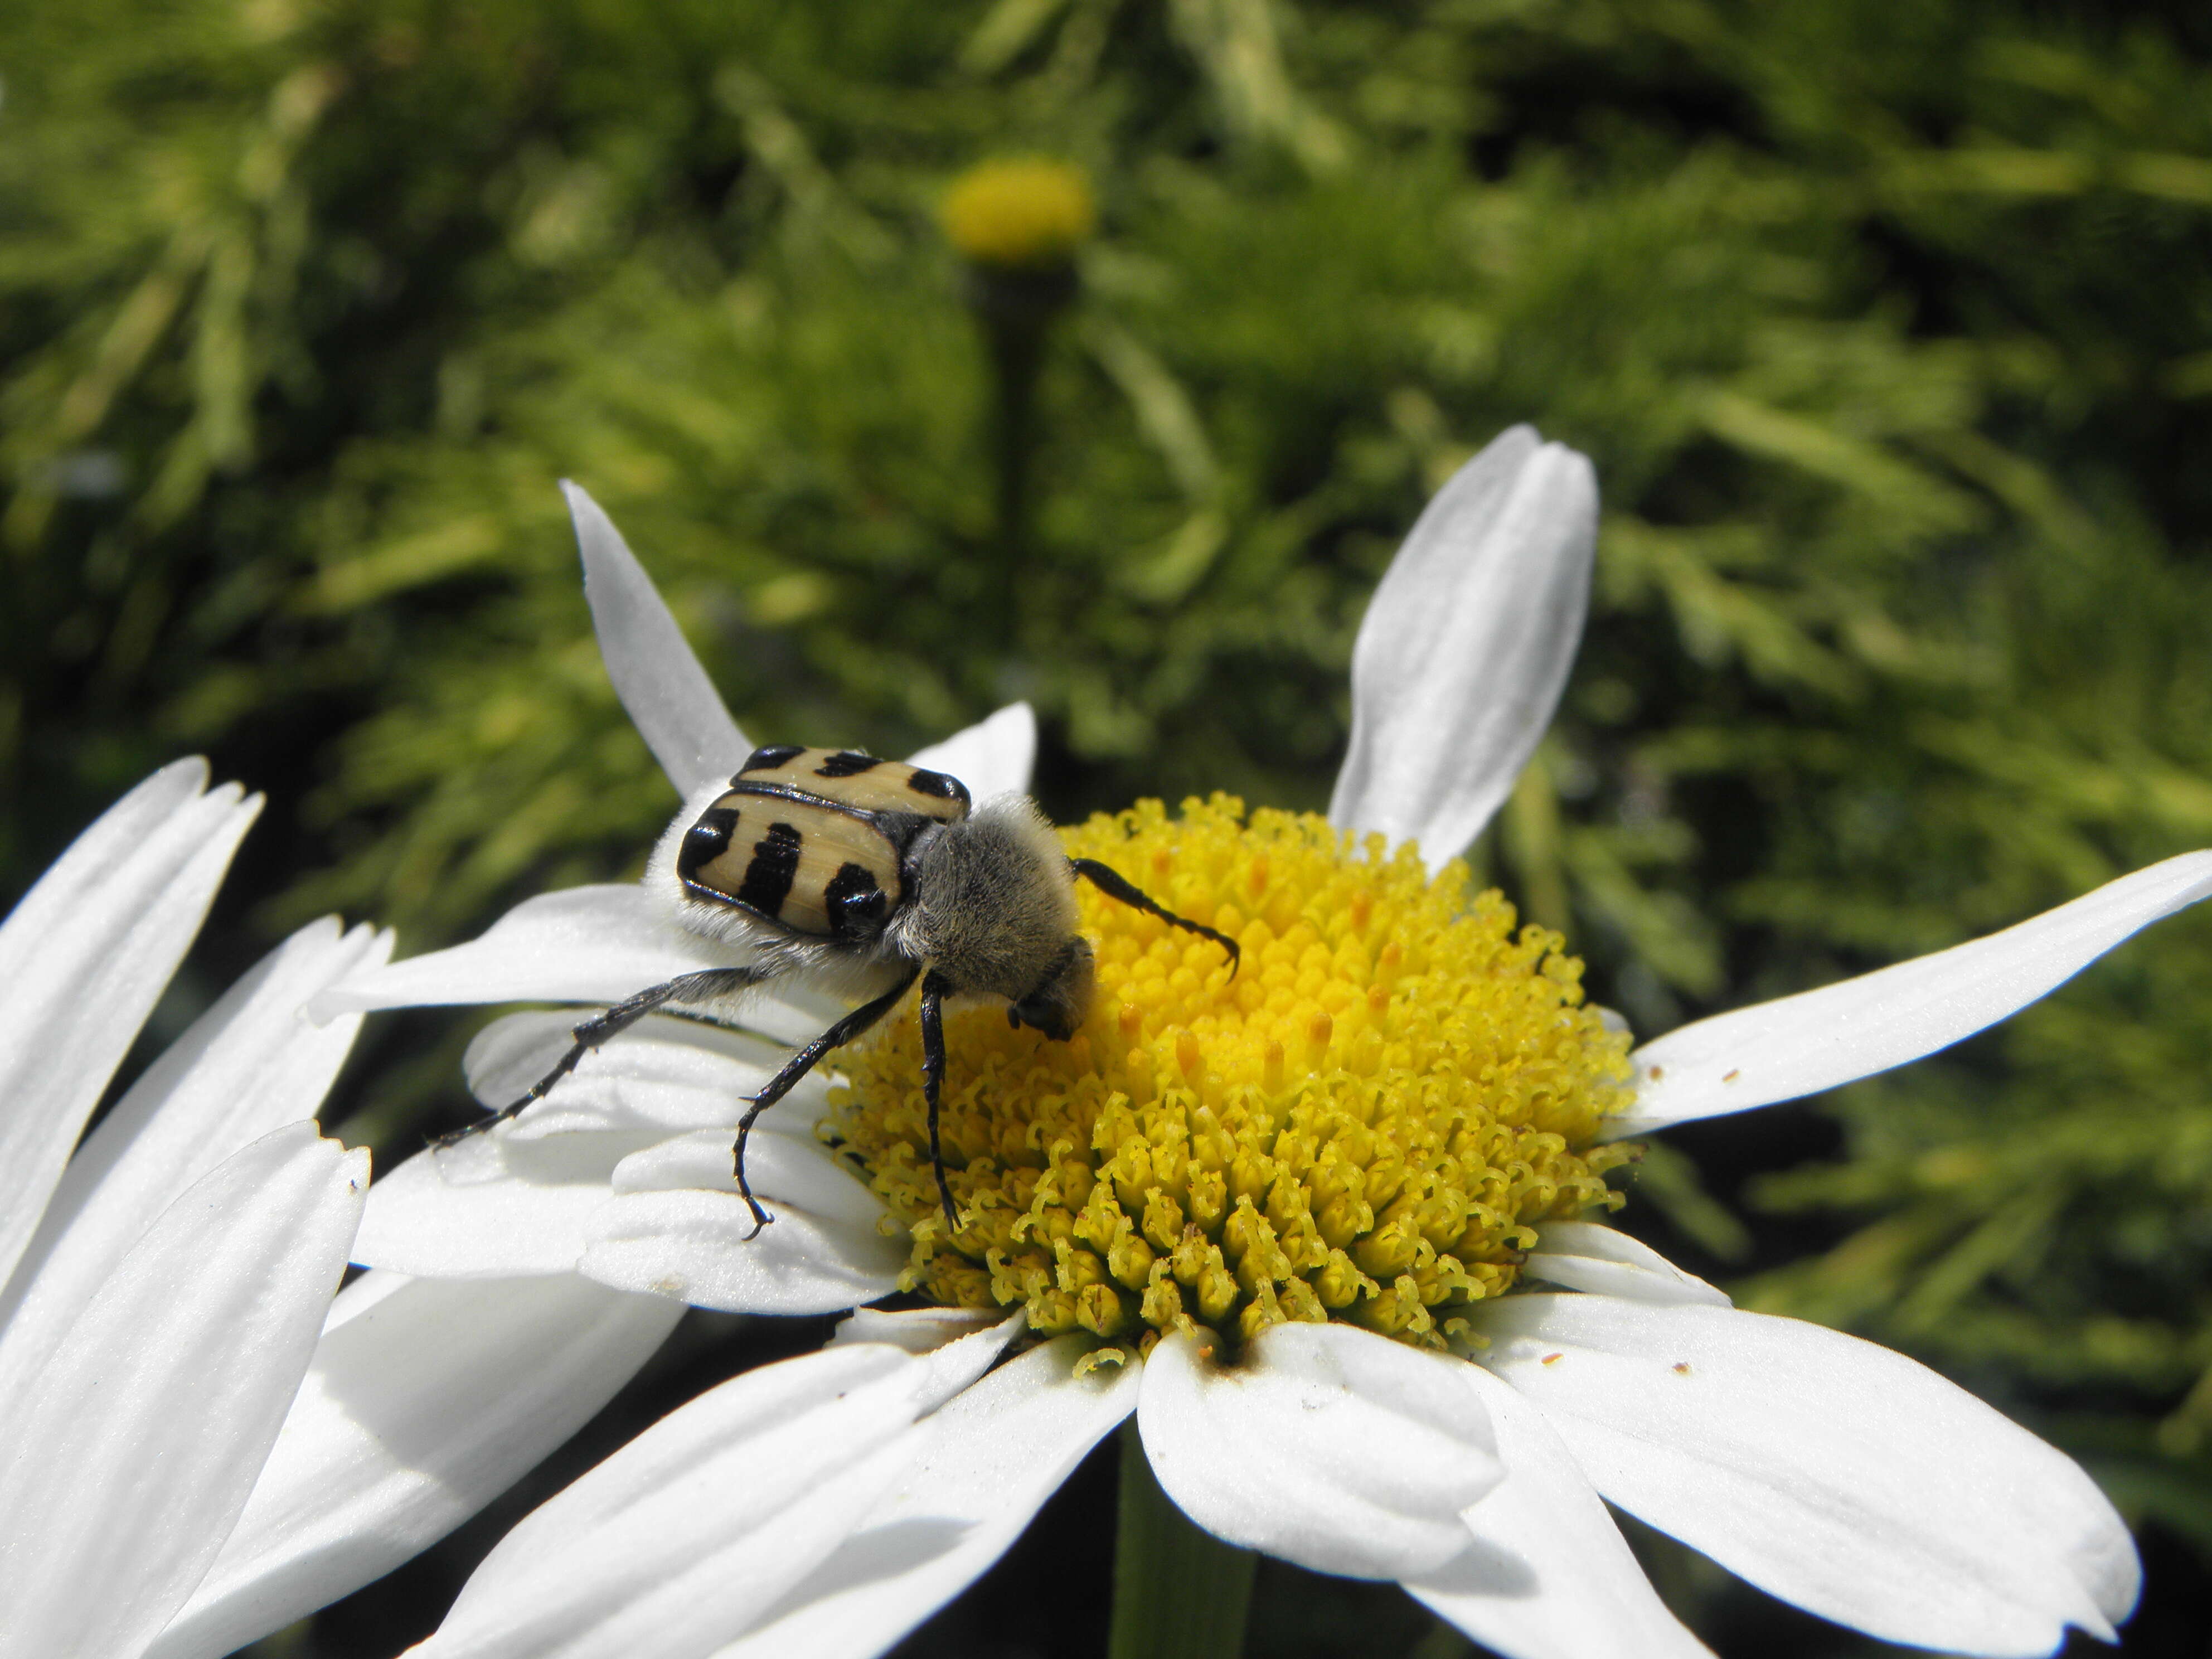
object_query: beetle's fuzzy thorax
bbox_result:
[892,795,1081,1003]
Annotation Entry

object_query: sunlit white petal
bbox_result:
[828,1306,1006,1354]
[149,1270,682,1659]
[351,1131,653,1278]
[0,758,205,943]
[0,1124,367,1658]
[468,1011,796,1140]
[1479,1294,2135,1655]
[906,702,1037,802]
[0,919,387,1407]
[823,1309,1027,1421]
[348,1005,870,1288]
[1328,426,1597,871]
[413,1343,937,1659]
[0,759,260,1288]
[611,1127,885,1231]
[719,1336,1139,1659]
[581,1131,905,1313]
[1406,1365,1714,1659]
[1619,850,2212,1135]
[313,885,734,1018]
[566,481,750,796]
[1139,1323,1503,1579]
[871,1311,1025,1411]
[1522,1221,1729,1308]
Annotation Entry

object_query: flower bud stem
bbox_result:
[965,263,1071,656]
[1109,1417,1257,1659]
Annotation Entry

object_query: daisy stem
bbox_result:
[1109,1418,1257,1659]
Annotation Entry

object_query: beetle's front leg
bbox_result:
[730,966,919,1238]
[919,969,958,1237]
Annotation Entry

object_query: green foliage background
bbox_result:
[5,0,2210,1652]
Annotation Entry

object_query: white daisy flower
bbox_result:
[314,433,2210,1659]
[0,763,687,1659]
[0,761,373,1655]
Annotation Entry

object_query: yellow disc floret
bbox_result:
[826,797,1633,1360]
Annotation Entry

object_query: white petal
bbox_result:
[814,1303,1023,1406]
[148,1270,681,1659]
[611,1127,887,1230]
[0,919,387,1407]
[581,1130,905,1314]
[1618,850,2212,1136]
[0,1123,367,1658]
[565,481,750,796]
[350,1003,869,1287]
[1406,1365,1713,1659]
[716,1335,1139,1659]
[351,1130,652,1278]
[464,1010,805,1141]
[1328,427,1597,871]
[1521,1221,1730,1308]
[0,756,205,941]
[415,1342,934,1659]
[829,1305,1005,1355]
[895,1312,1025,1409]
[323,1264,418,1330]
[1138,1322,1503,1579]
[824,1308,1030,1419]
[312,884,736,1017]
[0,759,260,1290]
[1478,1294,2136,1655]
[906,702,1037,802]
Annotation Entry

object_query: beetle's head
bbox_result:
[1005,935,1095,1042]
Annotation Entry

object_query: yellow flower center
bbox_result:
[826,797,1633,1362]
[940,156,1097,270]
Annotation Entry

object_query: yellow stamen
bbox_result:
[826,797,1633,1358]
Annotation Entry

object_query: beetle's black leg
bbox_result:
[434,967,765,1149]
[1069,857,1240,979]
[919,968,958,1236]
[733,965,920,1238]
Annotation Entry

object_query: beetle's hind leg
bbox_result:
[732,965,920,1238]
[1069,857,1241,978]
[434,966,766,1150]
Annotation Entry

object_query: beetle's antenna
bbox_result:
[1069,857,1241,978]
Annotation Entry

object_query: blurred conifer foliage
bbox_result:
[6,0,2212,1646]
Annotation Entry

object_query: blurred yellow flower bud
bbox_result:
[940,157,1096,270]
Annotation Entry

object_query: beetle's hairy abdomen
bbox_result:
[896,796,1078,1001]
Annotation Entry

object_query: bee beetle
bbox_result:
[441,745,1236,1235]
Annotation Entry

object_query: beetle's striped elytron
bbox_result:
[440,745,1235,1233]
